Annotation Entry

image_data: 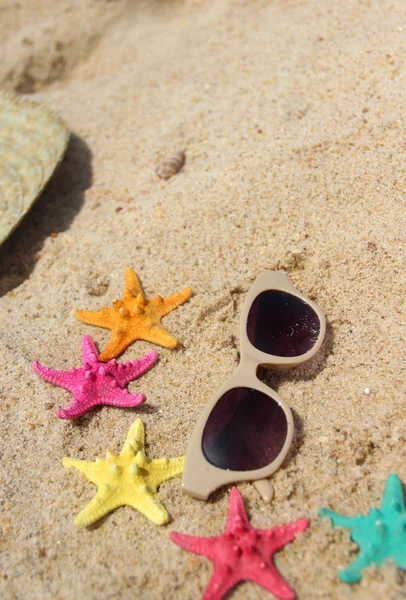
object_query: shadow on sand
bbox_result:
[0,132,92,296]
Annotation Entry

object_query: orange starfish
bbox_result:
[75,268,192,361]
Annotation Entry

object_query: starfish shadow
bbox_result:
[86,512,114,531]
[85,504,175,532]
[131,403,161,415]
[0,132,92,297]
[63,403,161,429]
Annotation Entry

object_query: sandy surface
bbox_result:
[0,0,405,598]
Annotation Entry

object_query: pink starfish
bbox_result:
[32,335,158,419]
[171,488,309,600]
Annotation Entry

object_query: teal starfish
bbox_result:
[319,473,406,583]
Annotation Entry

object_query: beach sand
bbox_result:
[0,1,405,598]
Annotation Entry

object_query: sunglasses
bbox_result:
[182,270,326,501]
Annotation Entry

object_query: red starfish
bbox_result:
[171,488,309,600]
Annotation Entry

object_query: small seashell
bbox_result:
[156,149,185,179]
[0,91,69,246]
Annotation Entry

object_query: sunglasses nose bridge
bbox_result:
[237,347,260,379]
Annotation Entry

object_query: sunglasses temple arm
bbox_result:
[253,479,275,503]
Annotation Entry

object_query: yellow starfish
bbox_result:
[75,268,192,361]
[62,419,185,527]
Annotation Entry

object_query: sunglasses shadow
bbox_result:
[256,321,333,462]
[285,407,305,463]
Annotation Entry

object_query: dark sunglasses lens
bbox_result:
[247,290,320,357]
[202,387,288,471]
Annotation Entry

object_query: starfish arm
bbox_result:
[393,546,406,570]
[126,486,170,525]
[338,552,369,584]
[98,331,130,362]
[123,268,144,299]
[150,287,192,319]
[147,456,185,492]
[102,387,146,408]
[81,335,100,364]
[62,457,103,485]
[75,308,115,331]
[319,508,355,529]
[119,418,145,460]
[253,564,296,600]
[381,473,405,513]
[170,532,217,559]
[112,349,159,387]
[32,361,76,392]
[202,566,239,600]
[58,400,90,420]
[137,323,179,349]
[73,485,123,527]
[125,418,145,447]
[99,329,133,361]
[226,487,251,532]
[260,518,310,550]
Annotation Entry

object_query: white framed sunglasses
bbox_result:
[182,270,326,501]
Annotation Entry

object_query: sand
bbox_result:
[0,0,405,598]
